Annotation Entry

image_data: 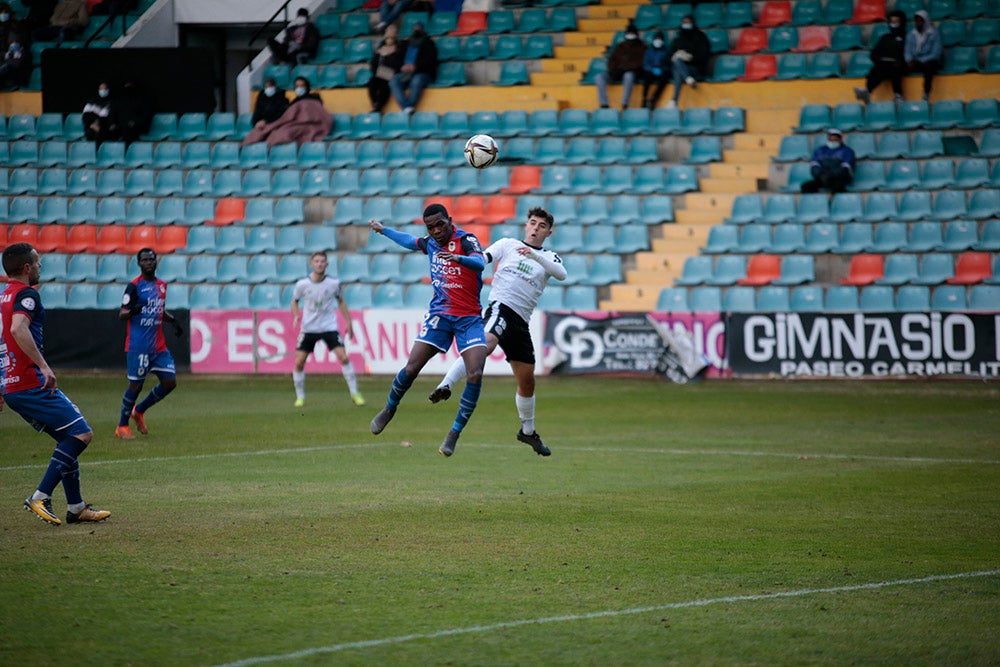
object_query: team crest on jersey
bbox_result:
[20,297,35,311]
[448,241,456,252]
[158,284,166,296]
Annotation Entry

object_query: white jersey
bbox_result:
[293,275,343,333]
[485,238,565,323]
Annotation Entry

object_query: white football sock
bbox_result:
[341,363,359,395]
[292,370,305,400]
[516,393,535,434]
[440,356,467,390]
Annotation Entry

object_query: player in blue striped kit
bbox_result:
[367,203,487,457]
[115,248,183,440]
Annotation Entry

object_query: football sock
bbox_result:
[341,363,359,395]
[516,393,536,435]
[136,383,173,414]
[119,385,141,426]
[451,381,482,433]
[38,436,87,503]
[292,370,306,400]
[440,357,467,391]
[387,369,414,408]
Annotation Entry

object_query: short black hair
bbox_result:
[294,77,311,91]
[297,7,308,17]
[423,202,450,219]
[2,242,35,276]
[527,207,554,227]
[137,247,157,260]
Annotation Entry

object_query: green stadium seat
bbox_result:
[723,1,755,26]
[709,55,745,82]
[689,286,723,312]
[804,52,840,78]
[952,158,988,188]
[339,13,371,38]
[968,285,1000,309]
[704,255,747,286]
[773,255,815,285]
[768,223,807,253]
[736,225,772,253]
[657,287,690,312]
[797,222,838,252]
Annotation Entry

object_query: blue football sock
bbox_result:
[38,436,88,503]
[387,368,413,408]
[451,381,482,433]
[136,382,174,414]
[119,384,142,427]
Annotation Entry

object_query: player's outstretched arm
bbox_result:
[517,246,567,281]
[369,219,419,251]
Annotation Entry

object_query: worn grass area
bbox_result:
[1,374,998,666]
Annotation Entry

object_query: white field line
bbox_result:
[1,443,999,473]
[215,569,1000,667]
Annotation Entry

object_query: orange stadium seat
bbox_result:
[841,254,885,286]
[480,194,517,224]
[451,11,486,35]
[63,225,98,253]
[7,224,39,247]
[157,226,189,253]
[732,28,768,54]
[849,0,886,24]
[125,225,159,255]
[793,25,832,52]
[502,165,541,194]
[947,252,992,284]
[738,254,782,285]
[754,1,792,27]
[36,225,68,253]
[92,225,129,255]
[740,54,777,81]
[451,195,484,224]
[212,197,246,226]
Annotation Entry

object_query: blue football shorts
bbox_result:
[416,313,487,354]
[3,387,92,437]
[127,350,176,382]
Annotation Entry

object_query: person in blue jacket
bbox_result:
[640,30,671,110]
[905,10,943,102]
[801,128,856,194]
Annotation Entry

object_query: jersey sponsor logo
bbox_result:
[20,297,35,310]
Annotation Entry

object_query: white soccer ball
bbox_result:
[464,134,499,169]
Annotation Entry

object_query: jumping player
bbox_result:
[1,243,110,525]
[367,203,487,457]
[290,251,365,408]
[115,247,182,439]
[428,207,565,456]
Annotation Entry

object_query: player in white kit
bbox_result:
[428,207,566,456]
[291,252,365,408]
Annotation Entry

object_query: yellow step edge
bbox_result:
[635,251,700,271]
[667,210,724,226]
[553,45,607,59]
[586,5,639,19]
[608,284,667,304]
[578,17,634,32]
[732,133,786,151]
[681,192,738,211]
[709,162,770,179]
[599,299,659,311]
[563,32,616,47]
[530,72,583,86]
[539,59,595,74]
[719,149,773,164]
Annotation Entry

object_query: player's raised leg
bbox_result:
[511,360,550,456]
[371,341,438,435]
[439,335,488,457]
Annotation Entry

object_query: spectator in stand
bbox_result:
[801,128,856,194]
[640,30,671,110]
[268,7,320,65]
[368,22,403,113]
[666,15,710,109]
[115,78,153,145]
[0,33,31,88]
[31,0,89,44]
[82,80,118,146]
[242,76,331,147]
[389,21,437,114]
[854,10,907,104]
[906,10,943,102]
[0,2,25,52]
[375,0,412,34]
[595,22,645,110]
[289,75,323,105]
[251,76,290,127]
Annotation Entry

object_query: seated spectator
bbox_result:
[666,15,710,109]
[854,10,907,104]
[595,22,645,110]
[376,0,412,34]
[83,80,119,147]
[389,22,437,114]
[368,23,403,113]
[801,128,855,194]
[0,2,25,53]
[116,78,153,145]
[252,76,290,127]
[0,33,31,89]
[906,10,943,102]
[32,0,89,44]
[268,7,320,65]
[640,30,670,110]
[242,76,331,148]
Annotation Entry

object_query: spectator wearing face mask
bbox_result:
[666,15,710,109]
[369,23,403,113]
[854,10,907,104]
[82,80,119,147]
[0,2,25,53]
[389,22,437,114]
[242,76,331,148]
[289,76,322,104]
[0,33,31,89]
[268,7,320,65]
[905,10,943,102]
[252,76,290,127]
[596,23,645,110]
[801,128,855,194]
[115,78,154,146]
[640,30,671,110]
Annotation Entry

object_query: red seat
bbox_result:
[0,224,8,245]
[451,195,484,224]
[36,225,68,253]
[7,224,39,247]
[841,254,885,286]
[738,254,781,286]
[62,225,98,253]
[754,0,791,27]
[450,11,487,35]
[92,225,129,255]
[501,165,541,194]
[793,26,831,52]
[848,0,886,24]
[212,197,246,226]
[731,28,768,54]
[739,54,777,81]
[480,194,517,224]
[462,224,491,251]
[424,195,454,219]
[947,252,992,284]
[157,226,189,253]
[125,225,159,255]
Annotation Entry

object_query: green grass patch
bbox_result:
[1,374,998,666]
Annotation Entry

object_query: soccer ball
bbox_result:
[464,134,499,169]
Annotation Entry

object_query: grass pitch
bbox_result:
[1,374,998,666]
